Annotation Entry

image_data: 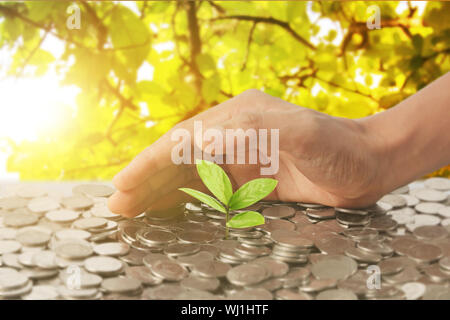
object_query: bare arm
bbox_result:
[362,71,450,194]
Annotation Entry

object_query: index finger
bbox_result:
[112,98,235,192]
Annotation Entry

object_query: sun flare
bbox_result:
[0,75,79,142]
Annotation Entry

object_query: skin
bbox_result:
[108,72,450,217]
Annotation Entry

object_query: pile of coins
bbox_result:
[0,178,449,300]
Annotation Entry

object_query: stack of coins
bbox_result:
[0,178,449,300]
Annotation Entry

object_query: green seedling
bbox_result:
[179,159,278,230]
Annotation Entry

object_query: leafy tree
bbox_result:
[0,1,448,180]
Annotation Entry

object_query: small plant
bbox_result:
[179,159,278,229]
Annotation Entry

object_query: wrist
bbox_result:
[358,113,411,196]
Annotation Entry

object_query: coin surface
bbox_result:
[227,263,270,286]
[150,260,188,281]
[1,180,449,300]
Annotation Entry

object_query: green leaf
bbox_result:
[196,160,233,206]
[227,211,265,228]
[228,178,277,210]
[179,188,226,213]
[107,5,151,69]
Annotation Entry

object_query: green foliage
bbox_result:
[228,178,278,210]
[178,187,226,213]
[195,160,233,205]
[179,160,277,228]
[227,211,265,229]
[0,1,449,179]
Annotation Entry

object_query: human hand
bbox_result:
[107,89,387,217]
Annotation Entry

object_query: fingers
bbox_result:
[108,165,195,217]
[108,178,209,217]
[111,89,287,192]
[112,104,234,193]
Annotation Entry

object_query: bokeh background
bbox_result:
[0,1,449,181]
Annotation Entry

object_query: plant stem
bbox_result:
[225,207,229,239]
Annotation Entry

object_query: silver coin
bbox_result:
[73,217,108,230]
[192,260,231,278]
[399,194,420,207]
[57,285,99,299]
[391,185,410,194]
[101,277,142,294]
[3,211,39,227]
[163,243,200,257]
[45,209,80,223]
[23,285,60,300]
[177,230,215,244]
[405,243,443,264]
[0,197,28,210]
[275,289,311,300]
[59,268,102,289]
[334,207,368,216]
[247,278,283,292]
[439,257,450,271]
[378,258,405,276]
[15,227,51,247]
[437,206,450,218]
[226,263,270,286]
[90,205,121,219]
[1,254,23,269]
[424,177,450,191]
[143,253,171,269]
[379,194,407,208]
[142,284,186,300]
[73,184,115,198]
[181,275,220,292]
[413,225,448,240]
[413,188,447,202]
[137,229,176,246]
[32,250,58,269]
[316,288,358,300]
[20,267,58,280]
[0,227,17,240]
[93,242,130,257]
[344,247,382,264]
[311,255,357,281]
[0,280,32,298]
[150,260,188,281]
[257,219,296,233]
[84,256,123,275]
[0,240,22,254]
[400,282,426,300]
[27,197,60,214]
[278,267,310,288]
[61,196,94,211]
[16,185,47,199]
[124,266,163,286]
[227,288,273,300]
[357,240,393,256]
[300,278,337,293]
[415,202,446,214]
[262,206,296,219]
[54,239,93,260]
[55,229,91,241]
[0,272,29,290]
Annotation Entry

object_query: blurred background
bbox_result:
[0,1,449,181]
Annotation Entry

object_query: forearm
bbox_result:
[362,72,450,194]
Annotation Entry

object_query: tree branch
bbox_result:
[241,22,256,71]
[211,15,316,50]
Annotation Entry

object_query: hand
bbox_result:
[108,89,387,217]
